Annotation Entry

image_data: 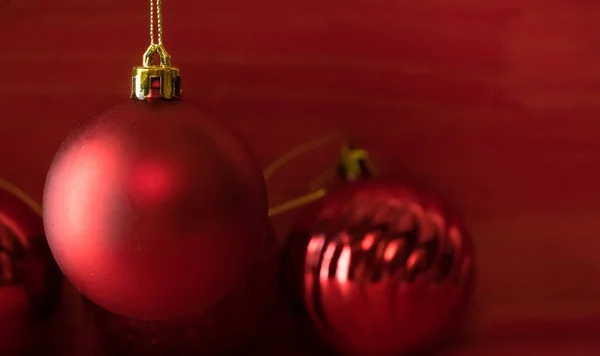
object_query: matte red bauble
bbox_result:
[43,99,269,321]
[281,180,474,355]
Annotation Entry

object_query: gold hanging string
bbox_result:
[0,178,41,217]
[262,132,345,180]
[262,132,344,218]
[267,142,378,218]
[143,0,169,67]
[308,166,337,192]
[268,189,327,217]
[149,0,154,45]
[132,0,181,100]
[149,0,164,46]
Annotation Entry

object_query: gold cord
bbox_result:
[149,0,154,44]
[264,138,377,218]
[268,189,327,217]
[149,0,164,46]
[263,132,346,217]
[157,0,164,44]
[0,178,42,217]
[133,0,180,100]
[262,132,344,180]
[308,166,336,192]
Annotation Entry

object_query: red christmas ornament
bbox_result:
[0,179,61,314]
[280,148,474,355]
[43,2,269,323]
[0,179,61,354]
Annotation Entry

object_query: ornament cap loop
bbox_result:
[142,43,171,67]
[131,44,182,101]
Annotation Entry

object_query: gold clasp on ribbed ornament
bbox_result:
[131,44,182,100]
[339,143,378,182]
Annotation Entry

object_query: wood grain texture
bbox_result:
[2,0,600,353]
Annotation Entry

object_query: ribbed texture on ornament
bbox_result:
[88,235,279,355]
[284,182,474,355]
[307,193,467,288]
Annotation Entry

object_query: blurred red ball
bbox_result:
[281,180,475,355]
[0,180,61,354]
[43,99,269,321]
[0,181,61,315]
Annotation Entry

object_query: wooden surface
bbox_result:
[2,0,600,353]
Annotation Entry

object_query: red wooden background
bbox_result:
[2,0,600,353]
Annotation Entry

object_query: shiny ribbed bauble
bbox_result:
[281,180,474,355]
[43,98,269,322]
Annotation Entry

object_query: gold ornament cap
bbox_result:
[339,143,378,182]
[131,44,182,100]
